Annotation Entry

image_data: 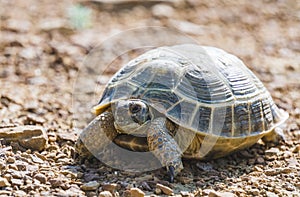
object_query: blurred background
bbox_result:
[1,0,299,127]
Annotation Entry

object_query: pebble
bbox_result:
[180,191,192,197]
[102,183,118,192]
[154,188,162,195]
[11,178,24,186]
[14,190,27,196]
[256,157,265,164]
[7,156,15,163]
[0,177,11,187]
[99,191,113,197]
[30,154,45,164]
[253,166,263,172]
[15,161,27,171]
[250,188,260,195]
[156,183,173,196]
[49,178,63,188]
[292,144,300,153]
[0,161,5,169]
[151,4,174,18]
[265,148,280,156]
[203,189,214,195]
[264,167,293,176]
[266,191,278,197]
[208,190,236,197]
[34,173,47,184]
[130,188,145,197]
[7,169,23,179]
[80,181,100,191]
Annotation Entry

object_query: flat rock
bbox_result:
[81,181,100,191]
[0,126,48,151]
[156,183,173,195]
[129,187,145,197]
[99,191,113,197]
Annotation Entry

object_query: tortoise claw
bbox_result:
[168,166,175,183]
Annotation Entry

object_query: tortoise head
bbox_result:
[112,99,151,136]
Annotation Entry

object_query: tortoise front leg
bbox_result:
[147,117,183,182]
[75,111,118,159]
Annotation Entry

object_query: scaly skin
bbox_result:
[147,117,183,182]
[75,111,118,159]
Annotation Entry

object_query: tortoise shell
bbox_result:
[95,44,288,139]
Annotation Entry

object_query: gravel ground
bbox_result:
[0,0,299,196]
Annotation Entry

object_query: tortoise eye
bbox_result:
[129,103,141,114]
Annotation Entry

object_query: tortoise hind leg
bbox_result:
[147,117,183,182]
[262,127,285,144]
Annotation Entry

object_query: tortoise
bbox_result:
[76,44,288,182]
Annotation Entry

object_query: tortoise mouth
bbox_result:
[113,134,149,152]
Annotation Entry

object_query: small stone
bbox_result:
[99,191,113,197]
[7,156,15,163]
[49,178,63,188]
[253,166,263,172]
[15,161,27,171]
[4,174,12,182]
[48,133,57,143]
[265,147,280,156]
[180,191,192,197]
[292,144,300,153]
[266,191,278,197]
[203,189,214,195]
[152,4,174,18]
[34,173,47,184]
[250,189,260,196]
[130,188,145,197]
[0,161,5,169]
[11,178,24,186]
[0,177,11,187]
[8,164,18,170]
[102,183,118,192]
[287,158,299,168]
[264,169,278,176]
[156,183,173,196]
[284,183,295,191]
[208,190,236,197]
[154,188,162,195]
[80,181,100,191]
[256,157,265,164]
[25,113,46,124]
[30,154,45,164]
[7,169,22,179]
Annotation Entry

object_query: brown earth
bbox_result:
[0,0,299,196]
